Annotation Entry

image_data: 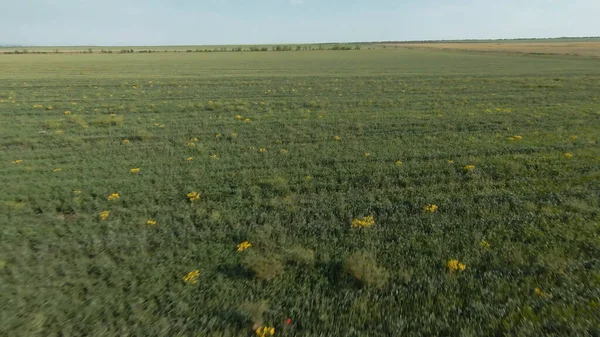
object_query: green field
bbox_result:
[1,49,599,336]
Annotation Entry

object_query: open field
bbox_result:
[391,41,600,58]
[1,49,599,336]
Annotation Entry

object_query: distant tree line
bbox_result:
[1,44,363,55]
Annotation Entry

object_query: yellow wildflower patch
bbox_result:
[99,210,110,220]
[237,241,252,252]
[255,326,275,337]
[107,193,120,201]
[146,220,157,226]
[563,152,573,159]
[447,259,466,272]
[464,165,476,171]
[130,168,140,174]
[187,191,200,202]
[183,270,200,284]
[423,204,438,213]
[351,216,375,228]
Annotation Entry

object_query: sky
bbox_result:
[1,0,599,46]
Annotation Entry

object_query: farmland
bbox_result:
[1,48,599,336]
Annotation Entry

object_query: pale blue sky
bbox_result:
[2,0,598,46]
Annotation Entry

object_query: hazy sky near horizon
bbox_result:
[1,0,598,46]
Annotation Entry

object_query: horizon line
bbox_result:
[2,36,599,48]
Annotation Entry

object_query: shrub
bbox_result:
[92,115,124,127]
[285,245,315,266]
[242,251,284,281]
[237,300,269,329]
[344,251,389,288]
[65,115,88,128]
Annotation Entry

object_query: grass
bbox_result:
[393,41,600,58]
[1,48,599,336]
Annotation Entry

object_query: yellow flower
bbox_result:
[423,204,438,213]
[305,175,312,180]
[12,159,23,164]
[211,154,217,159]
[64,110,72,115]
[107,193,120,201]
[130,168,140,174]
[514,135,523,140]
[568,135,578,141]
[187,191,200,202]
[122,139,130,144]
[46,106,53,110]
[564,152,573,159]
[146,220,157,226]
[351,216,375,228]
[534,287,549,298]
[244,118,250,122]
[259,148,267,153]
[132,85,137,89]
[280,149,288,154]
[231,132,238,137]
[237,241,252,252]
[53,168,61,172]
[447,160,454,164]
[333,135,341,141]
[159,124,165,128]
[447,259,466,272]
[235,115,243,120]
[215,133,222,138]
[186,157,194,161]
[73,190,82,194]
[395,160,403,166]
[364,152,370,157]
[188,142,196,147]
[508,137,515,141]
[191,137,199,142]
[99,210,110,220]
[479,240,491,250]
[255,326,275,337]
[183,270,200,284]
[464,165,476,171]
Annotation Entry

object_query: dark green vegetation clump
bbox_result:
[0,49,599,336]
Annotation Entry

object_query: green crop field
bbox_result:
[1,49,599,336]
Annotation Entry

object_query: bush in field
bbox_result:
[242,251,284,281]
[285,245,315,266]
[344,251,389,288]
[91,115,124,127]
[237,300,269,329]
